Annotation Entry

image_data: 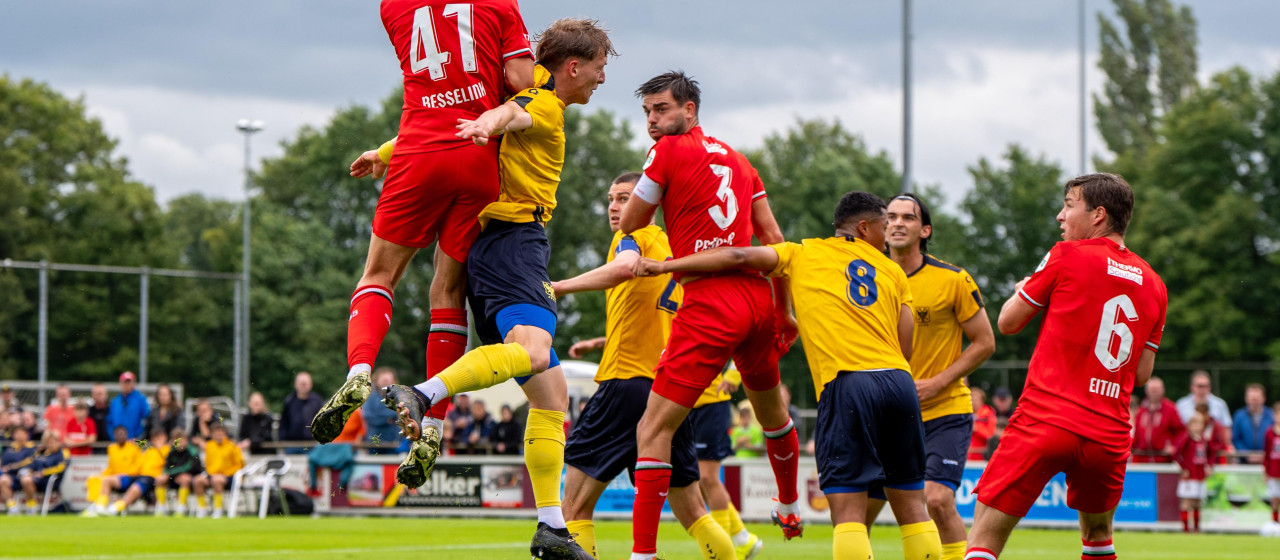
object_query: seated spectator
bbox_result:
[237,392,275,455]
[0,410,15,445]
[1176,370,1232,428]
[731,402,764,458]
[1232,383,1274,462]
[43,384,76,438]
[0,384,15,412]
[1,426,37,514]
[83,425,142,516]
[991,386,1015,422]
[145,384,185,441]
[16,431,69,515]
[163,428,203,517]
[970,387,997,461]
[492,404,522,455]
[88,384,111,454]
[107,371,150,440]
[362,368,403,454]
[189,399,217,449]
[63,400,98,456]
[279,372,323,453]
[21,410,41,444]
[105,429,169,516]
[193,423,243,518]
[308,409,364,493]
[446,394,474,452]
[466,400,496,454]
[1133,376,1185,463]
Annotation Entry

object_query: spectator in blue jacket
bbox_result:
[362,368,403,454]
[1232,383,1274,461]
[107,372,150,440]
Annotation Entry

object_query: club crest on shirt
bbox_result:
[915,307,932,325]
[1034,251,1050,273]
[643,149,656,170]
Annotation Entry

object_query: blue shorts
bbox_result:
[467,220,557,346]
[689,401,734,462]
[816,369,926,494]
[922,413,972,489]
[564,377,698,488]
[127,476,156,493]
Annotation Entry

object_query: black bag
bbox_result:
[265,488,314,516]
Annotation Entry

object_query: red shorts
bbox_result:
[975,416,1129,517]
[371,142,500,260]
[653,274,783,409]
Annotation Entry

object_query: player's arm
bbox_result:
[350,138,396,179]
[455,100,533,146]
[504,57,535,95]
[917,310,996,401]
[897,303,914,361]
[1135,347,1157,387]
[997,276,1039,334]
[568,336,607,359]
[751,197,799,346]
[619,178,660,234]
[633,246,780,277]
[552,248,641,296]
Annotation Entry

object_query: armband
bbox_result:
[632,174,664,204]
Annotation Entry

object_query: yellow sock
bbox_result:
[156,488,168,506]
[437,343,532,395]
[900,520,941,560]
[524,409,566,508]
[566,519,597,559]
[86,476,102,503]
[940,541,967,560]
[178,487,190,507]
[25,499,36,508]
[727,503,747,535]
[213,493,223,510]
[4,499,14,509]
[111,499,125,511]
[834,522,873,560]
[95,494,109,508]
[711,508,732,533]
[687,514,735,560]
[197,494,207,509]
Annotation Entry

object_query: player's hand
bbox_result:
[775,313,799,352]
[568,340,595,359]
[1013,276,1031,293]
[632,257,665,277]
[349,149,388,179]
[715,378,738,395]
[915,377,945,402]
[456,118,494,146]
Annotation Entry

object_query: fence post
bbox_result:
[139,267,150,385]
[233,280,243,410]
[38,261,49,409]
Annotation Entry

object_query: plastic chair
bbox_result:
[228,458,291,519]
[40,471,65,516]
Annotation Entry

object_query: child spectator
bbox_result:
[105,429,169,516]
[163,428,202,517]
[1196,401,1233,462]
[1265,402,1280,524]
[63,400,98,456]
[731,402,764,458]
[145,384,185,440]
[17,431,69,514]
[82,425,142,516]
[1,426,36,515]
[189,399,217,449]
[237,392,274,455]
[1173,413,1220,533]
[193,423,243,518]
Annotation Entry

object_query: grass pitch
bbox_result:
[0,516,1274,559]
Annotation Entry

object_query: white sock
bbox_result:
[538,505,566,529]
[421,416,444,436]
[413,377,449,407]
[347,363,371,380]
[629,554,657,560]
[732,529,750,546]
[775,500,799,517]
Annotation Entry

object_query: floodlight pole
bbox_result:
[37,261,48,409]
[1079,0,1087,175]
[237,119,263,409]
[139,267,149,385]
[902,0,913,193]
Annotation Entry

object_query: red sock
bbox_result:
[1272,508,1278,523]
[632,458,671,555]
[1082,538,1115,560]
[424,308,468,419]
[964,546,998,559]
[1193,508,1200,531]
[763,420,799,504]
[1181,510,1189,532]
[347,285,394,368]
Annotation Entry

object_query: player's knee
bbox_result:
[925,486,955,512]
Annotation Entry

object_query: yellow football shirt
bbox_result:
[694,367,742,409]
[768,237,912,401]
[906,255,986,421]
[204,439,244,476]
[134,445,170,478]
[479,64,566,227]
[596,225,681,383]
[103,441,141,476]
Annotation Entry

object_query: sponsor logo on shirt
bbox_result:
[1107,258,1143,285]
[693,232,736,253]
[702,139,727,155]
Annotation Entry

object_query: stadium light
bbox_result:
[236,119,264,410]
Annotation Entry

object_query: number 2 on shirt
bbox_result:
[845,259,878,307]
[410,3,476,80]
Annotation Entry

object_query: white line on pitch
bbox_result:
[0,542,529,560]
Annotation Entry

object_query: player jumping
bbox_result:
[866,193,995,560]
[381,19,613,560]
[967,173,1168,560]
[310,0,534,445]
[618,71,802,559]
[633,191,943,560]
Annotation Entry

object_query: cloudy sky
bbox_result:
[3,0,1279,207]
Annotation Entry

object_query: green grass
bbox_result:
[0,516,1274,559]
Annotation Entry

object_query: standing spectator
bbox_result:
[145,384,184,440]
[362,368,402,454]
[237,392,275,455]
[1264,404,1280,524]
[1172,414,1220,533]
[1176,370,1233,428]
[1231,384,1274,461]
[446,394,474,451]
[493,405,522,455]
[63,400,98,456]
[88,383,111,453]
[730,402,764,459]
[279,372,323,453]
[20,410,41,443]
[991,386,1016,422]
[0,384,17,412]
[43,384,75,438]
[1196,402,1234,458]
[188,399,217,448]
[970,387,998,461]
[107,371,150,440]
[467,400,496,453]
[1133,376,1185,463]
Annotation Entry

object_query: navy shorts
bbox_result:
[129,476,156,493]
[689,401,733,462]
[922,413,972,489]
[815,369,926,493]
[467,220,557,346]
[564,377,699,488]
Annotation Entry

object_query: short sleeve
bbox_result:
[510,88,559,135]
[954,269,985,322]
[898,268,914,307]
[1146,284,1168,352]
[642,140,670,187]
[766,242,802,278]
[750,167,767,201]
[500,1,533,60]
[614,235,641,256]
[1018,244,1066,309]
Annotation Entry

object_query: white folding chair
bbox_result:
[39,471,65,516]
[228,458,291,519]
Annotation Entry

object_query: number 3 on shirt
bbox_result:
[707,164,738,230]
[410,3,477,80]
[845,259,878,307]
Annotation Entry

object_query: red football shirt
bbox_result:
[382,0,531,155]
[63,416,96,456]
[1171,434,1216,480]
[641,126,766,279]
[1015,238,1168,446]
[1264,428,1280,478]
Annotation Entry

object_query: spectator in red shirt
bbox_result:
[1172,414,1220,532]
[1196,402,1233,463]
[1132,376,1184,463]
[970,387,998,461]
[43,385,76,439]
[63,400,97,456]
[1264,402,1280,524]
